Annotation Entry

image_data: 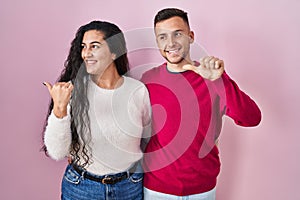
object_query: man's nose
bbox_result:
[166,35,176,47]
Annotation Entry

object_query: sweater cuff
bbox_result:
[47,107,71,136]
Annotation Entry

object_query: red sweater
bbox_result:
[141,63,261,196]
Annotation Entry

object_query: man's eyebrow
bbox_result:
[157,33,167,36]
[157,29,184,35]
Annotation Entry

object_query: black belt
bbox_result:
[72,164,135,184]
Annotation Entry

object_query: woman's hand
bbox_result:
[44,81,74,118]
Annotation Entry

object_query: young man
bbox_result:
[141,8,261,199]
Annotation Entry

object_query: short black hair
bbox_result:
[154,8,189,27]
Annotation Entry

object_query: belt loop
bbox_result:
[126,170,130,178]
[82,171,85,180]
[80,167,86,181]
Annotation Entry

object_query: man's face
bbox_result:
[155,16,194,65]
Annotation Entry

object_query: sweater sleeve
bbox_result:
[44,106,72,160]
[141,85,152,151]
[215,72,262,127]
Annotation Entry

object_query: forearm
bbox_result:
[44,108,72,160]
[219,72,262,126]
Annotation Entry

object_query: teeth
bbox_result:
[86,60,96,64]
[167,50,179,53]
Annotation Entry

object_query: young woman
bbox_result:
[42,21,151,200]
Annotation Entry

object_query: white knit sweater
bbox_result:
[44,76,151,175]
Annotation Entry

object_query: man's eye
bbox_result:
[175,32,182,37]
[159,36,166,40]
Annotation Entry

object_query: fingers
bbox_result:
[182,56,224,72]
[182,64,197,72]
[198,56,225,81]
[215,59,224,70]
[61,81,73,90]
[43,81,74,96]
[43,82,52,93]
[44,81,73,89]
[53,82,74,96]
[200,56,224,69]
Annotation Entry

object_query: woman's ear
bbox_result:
[111,53,116,61]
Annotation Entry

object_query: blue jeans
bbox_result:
[61,164,143,200]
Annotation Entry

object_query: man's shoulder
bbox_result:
[141,63,166,80]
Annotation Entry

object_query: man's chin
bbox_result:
[165,57,185,65]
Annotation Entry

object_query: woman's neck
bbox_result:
[91,65,123,89]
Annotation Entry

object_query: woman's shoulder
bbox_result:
[123,76,149,98]
[124,76,146,88]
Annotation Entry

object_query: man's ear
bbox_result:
[189,31,195,43]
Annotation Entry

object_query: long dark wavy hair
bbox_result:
[42,21,129,167]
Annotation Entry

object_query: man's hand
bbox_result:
[183,56,224,81]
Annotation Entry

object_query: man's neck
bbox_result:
[166,58,194,73]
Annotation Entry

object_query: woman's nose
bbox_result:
[82,47,92,58]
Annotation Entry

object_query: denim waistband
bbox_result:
[71,163,136,184]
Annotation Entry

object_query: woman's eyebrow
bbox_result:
[81,41,103,45]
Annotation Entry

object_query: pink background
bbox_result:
[1,0,299,199]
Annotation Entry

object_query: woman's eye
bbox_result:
[92,45,100,49]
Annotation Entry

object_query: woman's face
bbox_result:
[81,30,115,76]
